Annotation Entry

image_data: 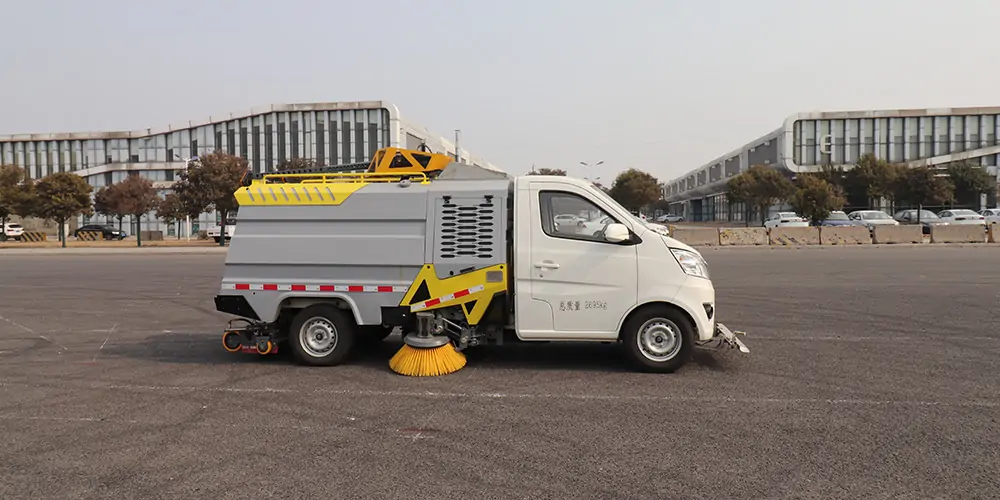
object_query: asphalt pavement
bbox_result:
[1,247,998,499]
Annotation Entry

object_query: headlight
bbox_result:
[670,248,710,279]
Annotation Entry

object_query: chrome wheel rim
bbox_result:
[300,317,338,357]
[637,317,681,362]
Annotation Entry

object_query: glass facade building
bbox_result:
[0,101,500,236]
[662,107,1000,222]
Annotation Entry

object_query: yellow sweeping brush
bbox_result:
[389,343,466,376]
[389,311,467,376]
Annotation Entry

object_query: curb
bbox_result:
[0,247,229,256]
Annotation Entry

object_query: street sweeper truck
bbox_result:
[213,147,750,376]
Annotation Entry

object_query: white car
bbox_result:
[977,208,1000,225]
[206,217,237,242]
[847,210,899,229]
[3,223,23,241]
[763,212,808,228]
[938,209,986,226]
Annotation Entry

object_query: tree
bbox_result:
[897,166,955,207]
[788,174,847,225]
[608,168,660,212]
[946,161,994,207]
[726,173,755,227]
[173,151,249,246]
[93,185,127,231]
[844,154,904,209]
[156,193,186,240]
[33,172,93,248]
[114,175,161,247]
[0,165,33,241]
[527,167,567,176]
[276,158,317,172]
[727,165,795,225]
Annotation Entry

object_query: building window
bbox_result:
[316,119,326,165]
[341,121,351,165]
[277,121,286,163]
[290,120,299,159]
[264,124,274,171]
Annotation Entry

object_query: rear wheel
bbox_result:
[288,304,356,366]
[621,305,693,373]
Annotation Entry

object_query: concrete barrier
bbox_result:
[768,227,820,246]
[819,226,872,245]
[669,227,719,246]
[989,224,999,244]
[930,224,987,243]
[77,230,103,241]
[719,227,768,246]
[20,231,47,242]
[871,225,922,244]
[140,230,165,241]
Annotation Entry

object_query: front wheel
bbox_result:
[621,306,693,373]
[287,304,356,366]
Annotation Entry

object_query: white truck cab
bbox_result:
[511,175,736,370]
[206,216,237,243]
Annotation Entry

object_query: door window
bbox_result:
[539,191,622,243]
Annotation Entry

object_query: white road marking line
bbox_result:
[0,314,67,351]
[0,413,357,433]
[734,335,999,342]
[93,323,118,362]
[0,380,995,408]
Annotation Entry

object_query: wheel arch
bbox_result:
[617,301,698,341]
[277,294,362,326]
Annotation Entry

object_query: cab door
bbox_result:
[514,181,639,340]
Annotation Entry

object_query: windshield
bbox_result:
[864,212,890,219]
[826,212,848,220]
[916,210,940,219]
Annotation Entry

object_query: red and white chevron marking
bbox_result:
[222,283,409,293]
[409,284,486,312]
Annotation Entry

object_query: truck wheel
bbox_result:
[621,306,693,373]
[288,304,356,366]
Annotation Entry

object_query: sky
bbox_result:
[1,0,998,183]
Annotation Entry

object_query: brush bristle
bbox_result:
[389,343,467,376]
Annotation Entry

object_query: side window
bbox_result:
[539,191,621,243]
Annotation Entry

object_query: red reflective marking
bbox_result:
[453,289,470,298]
[423,298,441,307]
[291,285,306,291]
[347,286,364,292]
[262,284,278,291]
[234,284,250,290]
[377,286,394,292]
[319,285,335,292]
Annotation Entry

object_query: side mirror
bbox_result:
[604,223,630,243]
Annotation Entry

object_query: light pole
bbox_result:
[580,160,603,181]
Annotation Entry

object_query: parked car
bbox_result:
[893,209,949,234]
[977,208,1000,225]
[937,209,986,226]
[656,214,684,223]
[847,210,899,230]
[816,211,854,227]
[763,212,808,228]
[3,222,24,241]
[206,216,238,243]
[74,224,127,240]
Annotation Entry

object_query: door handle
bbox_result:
[534,261,560,269]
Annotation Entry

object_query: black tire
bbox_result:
[287,304,356,366]
[620,305,694,373]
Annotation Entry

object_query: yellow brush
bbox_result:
[389,343,466,376]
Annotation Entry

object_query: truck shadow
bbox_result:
[103,332,736,373]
